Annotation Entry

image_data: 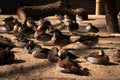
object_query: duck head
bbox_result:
[114,49,120,57]
[99,50,105,56]
[86,23,92,31]
[51,47,59,54]
[58,49,68,60]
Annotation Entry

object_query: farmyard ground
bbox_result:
[0,15,120,80]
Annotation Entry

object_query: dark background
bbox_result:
[0,0,120,14]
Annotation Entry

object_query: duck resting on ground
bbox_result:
[47,47,59,62]
[51,29,71,49]
[85,23,99,33]
[112,49,120,63]
[75,35,99,48]
[24,40,37,54]
[32,45,51,59]
[83,50,110,65]
[57,50,83,74]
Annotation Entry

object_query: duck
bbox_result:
[67,20,79,33]
[112,49,120,63]
[84,50,110,65]
[24,40,37,54]
[47,47,59,62]
[3,16,15,31]
[85,23,99,33]
[76,14,83,23]
[32,45,51,59]
[16,36,30,48]
[57,54,82,74]
[58,49,79,60]
[34,29,52,45]
[51,29,71,49]
[0,36,15,50]
[37,19,51,34]
[77,35,99,48]
[13,32,26,41]
[13,19,22,33]
[18,24,35,38]
[26,17,38,29]
[54,22,66,31]
[0,48,15,65]
[64,15,72,26]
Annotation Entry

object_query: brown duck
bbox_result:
[32,45,51,59]
[51,29,70,49]
[112,49,120,63]
[47,47,59,62]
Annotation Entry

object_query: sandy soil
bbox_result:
[0,15,120,80]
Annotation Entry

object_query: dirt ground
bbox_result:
[0,15,120,80]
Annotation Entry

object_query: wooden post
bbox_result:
[104,0,120,33]
[95,0,104,15]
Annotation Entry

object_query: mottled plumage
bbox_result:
[47,47,59,62]
[51,29,70,49]
[32,45,51,59]
[34,29,52,45]
[112,49,120,63]
[24,41,37,54]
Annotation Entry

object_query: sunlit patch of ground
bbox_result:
[0,15,120,80]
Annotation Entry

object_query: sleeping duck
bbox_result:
[57,52,82,74]
[85,23,99,33]
[47,47,59,62]
[24,40,37,54]
[16,36,30,48]
[112,49,120,63]
[32,45,51,59]
[77,35,99,48]
[84,50,110,65]
[58,49,79,60]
